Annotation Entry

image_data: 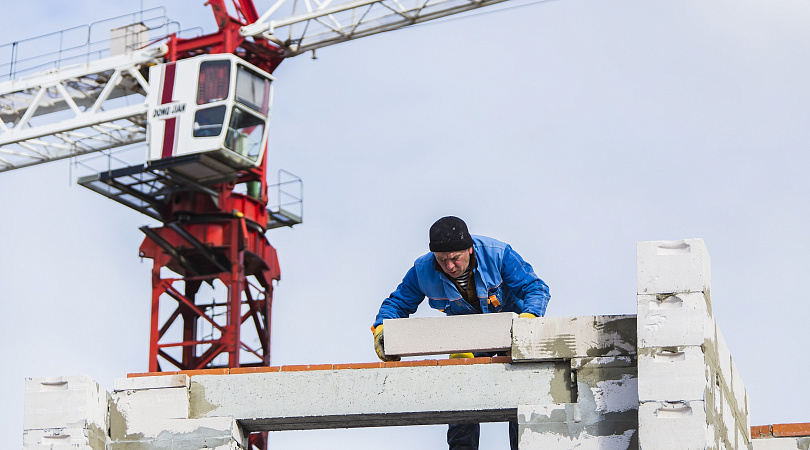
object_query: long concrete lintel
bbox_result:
[189,361,574,431]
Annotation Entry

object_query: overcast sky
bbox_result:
[1,0,809,447]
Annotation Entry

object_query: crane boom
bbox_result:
[0,46,165,172]
[245,0,513,56]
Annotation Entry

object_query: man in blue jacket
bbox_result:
[371,216,550,450]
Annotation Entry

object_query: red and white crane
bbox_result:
[0,2,515,445]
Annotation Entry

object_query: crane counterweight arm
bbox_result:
[244,0,514,56]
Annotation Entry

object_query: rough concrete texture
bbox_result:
[753,439,810,450]
[383,312,516,356]
[109,417,246,450]
[636,238,710,295]
[24,376,110,432]
[636,238,751,450]
[637,345,708,402]
[518,357,639,449]
[23,425,108,450]
[111,386,189,440]
[113,374,189,391]
[637,292,713,348]
[638,400,710,449]
[189,362,570,431]
[511,315,637,361]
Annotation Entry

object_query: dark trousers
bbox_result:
[447,421,518,450]
[446,351,518,450]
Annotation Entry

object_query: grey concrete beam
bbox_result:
[189,361,575,432]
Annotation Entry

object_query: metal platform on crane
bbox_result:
[77,155,302,230]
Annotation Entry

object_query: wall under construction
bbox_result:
[22,239,779,449]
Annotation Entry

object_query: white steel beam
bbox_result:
[245,0,528,56]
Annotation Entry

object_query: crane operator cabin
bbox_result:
[147,54,274,182]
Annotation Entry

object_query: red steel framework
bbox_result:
[136,2,288,448]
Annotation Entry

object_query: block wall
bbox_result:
[637,239,751,450]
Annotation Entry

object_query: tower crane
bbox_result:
[0,0,516,446]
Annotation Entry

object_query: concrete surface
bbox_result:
[383,312,516,356]
[511,315,637,361]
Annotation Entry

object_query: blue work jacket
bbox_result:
[373,235,550,327]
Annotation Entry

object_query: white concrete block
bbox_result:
[753,438,810,450]
[637,292,713,348]
[638,400,709,449]
[512,315,636,361]
[518,404,637,450]
[715,324,733,387]
[111,386,189,439]
[637,239,710,294]
[383,312,516,356]
[730,356,747,425]
[637,346,708,402]
[113,374,189,391]
[24,376,110,432]
[111,416,246,448]
[23,426,108,450]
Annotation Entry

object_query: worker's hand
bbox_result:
[372,325,400,362]
[449,353,475,359]
[519,312,537,319]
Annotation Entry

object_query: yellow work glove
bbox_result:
[519,313,537,319]
[372,325,400,362]
[449,353,475,359]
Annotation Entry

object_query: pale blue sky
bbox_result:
[1,0,809,447]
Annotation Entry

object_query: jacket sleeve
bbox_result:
[373,265,426,328]
[500,245,550,317]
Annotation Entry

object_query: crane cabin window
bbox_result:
[235,65,270,115]
[197,60,231,105]
[193,105,227,137]
[224,106,265,161]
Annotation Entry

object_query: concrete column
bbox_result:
[636,239,750,450]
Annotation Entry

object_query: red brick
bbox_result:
[750,425,771,439]
[280,364,334,372]
[178,368,229,377]
[438,357,491,366]
[383,359,439,368]
[230,366,282,374]
[127,371,176,378]
[333,362,385,370]
[491,356,513,364]
[772,423,810,437]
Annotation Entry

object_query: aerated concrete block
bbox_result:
[753,438,810,449]
[111,386,190,439]
[637,292,713,348]
[110,416,246,449]
[518,404,637,449]
[637,239,710,295]
[23,426,108,450]
[113,374,189,391]
[637,345,708,402]
[512,315,636,361]
[519,357,638,449]
[383,312,516,356]
[638,400,709,449]
[24,376,110,432]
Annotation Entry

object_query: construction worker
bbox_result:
[371,216,550,450]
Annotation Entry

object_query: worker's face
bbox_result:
[434,247,473,278]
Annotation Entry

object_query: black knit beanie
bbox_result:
[429,216,473,252]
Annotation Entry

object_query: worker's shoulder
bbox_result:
[472,235,509,251]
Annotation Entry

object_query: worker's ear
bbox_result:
[468,247,473,255]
